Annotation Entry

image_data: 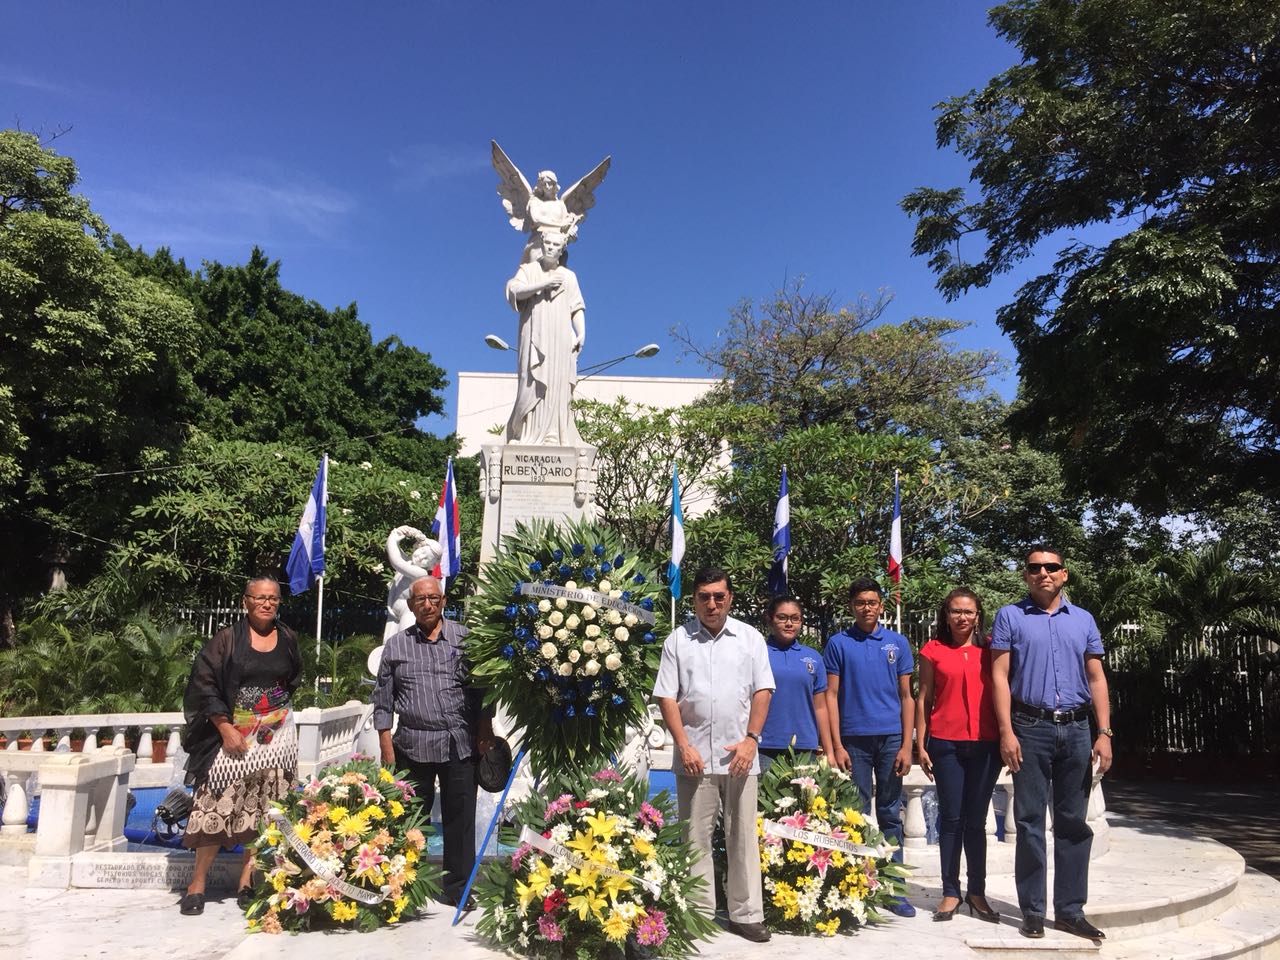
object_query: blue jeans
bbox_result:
[1011,715,1093,918]
[842,734,904,862]
[929,737,1001,898]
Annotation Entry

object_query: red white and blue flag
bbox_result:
[431,457,461,584]
[887,470,903,585]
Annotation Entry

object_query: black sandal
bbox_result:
[237,887,255,910]
[179,892,205,915]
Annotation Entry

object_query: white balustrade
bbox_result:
[2,772,30,835]
[0,714,185,773]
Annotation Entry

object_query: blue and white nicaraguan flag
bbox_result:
[286,454,328,595]
[768,465,790,595]
[431,457,462,585]
[668,465,685,600]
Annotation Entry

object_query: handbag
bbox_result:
[156,786,194,827]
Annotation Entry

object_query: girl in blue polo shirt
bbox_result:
[758,595,833,771]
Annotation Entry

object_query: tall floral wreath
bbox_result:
[467,518,668,778]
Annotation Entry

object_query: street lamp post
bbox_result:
[482,335,660,380]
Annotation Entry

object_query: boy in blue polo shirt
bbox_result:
[824,576,916,917]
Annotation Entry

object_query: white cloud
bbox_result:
[95,171,355,253]
[388,142,489,190]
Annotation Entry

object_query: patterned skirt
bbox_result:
[183,765,291,849]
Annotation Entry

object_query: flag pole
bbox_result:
[894,468,902,633]
[314,573,325,691]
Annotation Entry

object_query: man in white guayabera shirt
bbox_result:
[653,566,775,943]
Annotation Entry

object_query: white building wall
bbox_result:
[455,371,725,519]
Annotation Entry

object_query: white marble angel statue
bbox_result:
[490,140,611,257]
[382,525,442,640]
[505,230,586,446]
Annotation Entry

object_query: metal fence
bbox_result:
[1107,626,1277,755]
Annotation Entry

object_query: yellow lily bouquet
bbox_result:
[757,750,910,936]
[244,756,442,933]
[475,767,717,958]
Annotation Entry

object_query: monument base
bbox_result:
[478,443,598,567]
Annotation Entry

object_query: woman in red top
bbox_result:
[916,587,1002,923]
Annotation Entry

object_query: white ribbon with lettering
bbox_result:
[761,818,887,859]
[266,808,391,904]
[517,825,661,896]
[517,583,657,626]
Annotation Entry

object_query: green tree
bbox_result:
[89,433,470,613]
[111,241,460,478]
[0,130,200,642]
[902,0,1280,514]
[575,397,766,553]
[684,425,1006,638]
[674,279,1004,440]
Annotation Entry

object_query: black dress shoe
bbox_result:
[179,892,205,916]
[727,921,772,942]
[237,887,254,910]
[1055,916,1106,940]
[1019,915,1045,938]
[965,894,1001,923]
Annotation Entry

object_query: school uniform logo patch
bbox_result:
[885,645,898,665]
[803,658,816,674]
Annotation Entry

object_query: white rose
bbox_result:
[540,642,557,659]
[555,597,568,610]
[624,613,638,627]
[610,590,622,599]
[584,657,601,676]
[538,624,553,640]
[585,624,601,639]
[568,649,581,663]
[565,614,581,630]
[558,662,574,677]
[582,639,596,654]
[359,461,372,470]
[605,654,623,671]
[548,611,564,626]
[555,628,569,641]
[538,599,552,613]
[596,638,612,653]
[614,627,630,643]
[565,580,578,591]
[606,610,622,625]
[582,606,597,621]
[598,579,612,593]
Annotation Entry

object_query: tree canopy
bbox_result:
[0,131,462,641]
[674,280,1004,441]
[902,0,1280,515]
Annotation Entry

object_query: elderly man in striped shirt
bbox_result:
[373,575,494,908]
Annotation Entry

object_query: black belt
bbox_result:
[1013,701,1090,724]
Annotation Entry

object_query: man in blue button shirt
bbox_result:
[991,546,1113,942]
[823,576,916,917]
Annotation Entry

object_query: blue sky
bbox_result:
[5,2,1029,434]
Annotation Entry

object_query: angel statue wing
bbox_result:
[491,140,532,232]
[561,155,612,225]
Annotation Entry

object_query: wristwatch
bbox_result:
[1097,727,1114,738]
[745,731,760,743]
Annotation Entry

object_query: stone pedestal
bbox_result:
[478,443,598,567]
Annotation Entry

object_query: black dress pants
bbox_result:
[403,755,477,903]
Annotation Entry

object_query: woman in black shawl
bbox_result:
[179,576,303,915]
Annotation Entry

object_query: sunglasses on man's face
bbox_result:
[695,591,729,604]
[1025,562,1064,574]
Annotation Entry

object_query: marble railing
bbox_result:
[0,701,377,840]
